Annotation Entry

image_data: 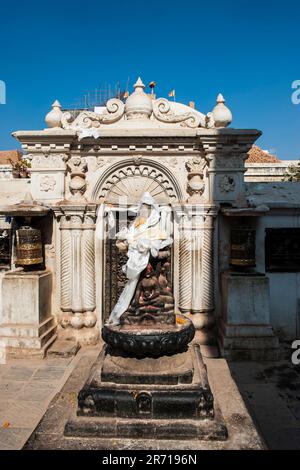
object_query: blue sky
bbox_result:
[0,0,299,159]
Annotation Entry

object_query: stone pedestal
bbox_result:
[0,270,56,357]
[65,343,227,441]
[219,271,279,360]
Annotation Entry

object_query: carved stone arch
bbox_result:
[91,158,183,204]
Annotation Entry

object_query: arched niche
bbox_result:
[92,159,182,324]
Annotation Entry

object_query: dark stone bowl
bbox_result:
[101,314,195,358]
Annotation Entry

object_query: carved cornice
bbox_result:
[52,204,97,229]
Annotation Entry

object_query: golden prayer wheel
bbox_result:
[230,227,256,268]
[16,226,43,266]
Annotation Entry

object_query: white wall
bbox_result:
[256,213,300,339]
[218,211,300,340]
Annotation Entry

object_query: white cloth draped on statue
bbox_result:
[107,193,173,326]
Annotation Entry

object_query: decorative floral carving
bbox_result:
[186,157,207,202]
[153,98,204,128]
[40,175,56,192]
[219,175,236,193]
[61,98,125,130]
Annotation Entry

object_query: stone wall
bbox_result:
[245,161,295,182]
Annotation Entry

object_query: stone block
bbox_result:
[222,271,271,326]
[219,271,279,360]
[31,170,65,202]
[46,339,80,358]
[2,270,52,325]
[0,270,57,357]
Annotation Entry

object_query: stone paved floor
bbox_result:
[0,343,299,450]
[228,352,300,450]
[0,353,80,450]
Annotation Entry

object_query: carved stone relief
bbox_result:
[67,157,88,200]
[30,153,66,169]
[61,98,125,129]
[218,175,236,193]
[40,175,56,192]
[94,162,182,204]
[186,157,207,202]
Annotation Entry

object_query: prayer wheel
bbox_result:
[16,226,43,266]
[230,226,256,268]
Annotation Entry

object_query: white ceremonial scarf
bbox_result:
[107,193,172,325]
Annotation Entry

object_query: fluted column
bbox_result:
[197,214,216,345]
[54,205,99,346]
[81,214,96,321]
[178,206,217,345]
[60,221,72,312]
[201,216,215,312]
[178,220,193,313]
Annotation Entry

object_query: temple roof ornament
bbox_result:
[206,94,232,129]
[49,77,233,134]
[124,77,153,120]
[45,100,63,128]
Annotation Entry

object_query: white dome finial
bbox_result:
[45,100,62,128]
[212,93,232,128]
[125,76,152,120]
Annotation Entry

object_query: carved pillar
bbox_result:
[54,205,99,346]
[178,212,192,313]
[197,214,216,345]
[60,224,72,312]
[178,206,217,345]
[201,216,215,311]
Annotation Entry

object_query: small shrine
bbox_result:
[0,77,280,362]
[3,75,298,448]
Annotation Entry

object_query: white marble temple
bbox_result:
[0,77,298,358]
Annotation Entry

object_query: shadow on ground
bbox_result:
[228,341,300,450]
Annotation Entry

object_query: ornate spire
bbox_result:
[134,77,145,89]
[217,93,225,103]
[125,77,153,120]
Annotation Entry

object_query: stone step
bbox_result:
[6,334,58,359]
[47,338,80,358]
[0,323,57,350]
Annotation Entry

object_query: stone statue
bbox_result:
[107,192,173,326]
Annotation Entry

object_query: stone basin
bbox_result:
[101,314,195,358]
